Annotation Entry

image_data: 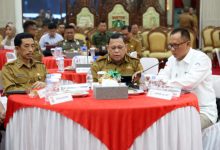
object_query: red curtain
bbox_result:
[174,0,183,8]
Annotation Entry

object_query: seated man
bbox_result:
[92,20,112,56]
[2,33,47,94]
[39,23,63,56]
[57,25,84,51]
[91,33,143,84]
[121,25,142,58]
[131,24,143,47]
[157,28,217,130]
[23,20,43,62]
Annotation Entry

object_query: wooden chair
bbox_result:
[147,29,171,60]
[211,27,220,49]
[74,33,87,43]
[141,29,151,57]
[202,26,215,53]
[188,29,197,49]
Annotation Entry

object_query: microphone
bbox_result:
[142,60,164,74]
[132,60,164,82]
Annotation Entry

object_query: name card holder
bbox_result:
[147,89,173,100]
[49,93,73,105]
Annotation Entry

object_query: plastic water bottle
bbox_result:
[56,57,64,72]
[86,70,93,89]
[81,45,87,56]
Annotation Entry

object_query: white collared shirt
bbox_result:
[158,48,217,123]
[39,33,63,49]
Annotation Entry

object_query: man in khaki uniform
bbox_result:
[2,33,47,94]
[91,33,143,82]
[179,7,195,31]
[57,25,84,51]
[121,25,142,58]
[131,24,144,47]
[23,20,43,62]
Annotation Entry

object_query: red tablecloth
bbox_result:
[48,69,86,83]
[5,93,199,150]
[0,49,14,70]
[42,56,72,69]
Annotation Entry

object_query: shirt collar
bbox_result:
[181,48,193,64]
[16,58,36,68]
[107,54,130,64]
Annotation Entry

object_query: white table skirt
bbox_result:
[5,106,202,150]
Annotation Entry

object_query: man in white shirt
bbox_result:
[39,23,63,56]
[157,28,217,130]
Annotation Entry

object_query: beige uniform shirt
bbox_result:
[126,38,142,58]
[2,58,47,93]
[91,54,143,82]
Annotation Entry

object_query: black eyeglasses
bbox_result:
[168,41,189,49]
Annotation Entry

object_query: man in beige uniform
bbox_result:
[121,25,142,58]
[91,33,143,82]
[2,33,47,94]
[23,20,43,62]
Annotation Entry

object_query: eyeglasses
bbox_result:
[168,41,189,49]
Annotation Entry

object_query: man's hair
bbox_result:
[108,32,124,44]
[23,20,37,32]
[14,33,34,46]
[121,25,131,32]
[99,20,106,24]
[170,28,190,41]
[65,24,75,30]
[48,23,57,29]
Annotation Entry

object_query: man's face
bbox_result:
[64,28,74,40]
[131,25,139,34]
[107,38,127,62]
[98,23,107,33]
[27,25,37,36]
[168,32,190,61]
[16,38,35,61]
[121,29,131,41]
[48,28,56,37]
[58,24,65,33]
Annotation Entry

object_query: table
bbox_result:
[48,69,87,83]
[42,56,72,69]
[0,49,14,70]
[4,93,202,150]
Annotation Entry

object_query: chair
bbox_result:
[188,29,196,49]
[141,29,151,57]
[147,29,172,60]
[202,26,215,53]
[6,52,16,62]
[211,27,220,49]
[74,33,87,43]
[215,48,220,66]
[140,57,159,75]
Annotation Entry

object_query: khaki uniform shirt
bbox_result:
[58,39,84,51]
[2,58,47,93]
[92,31,112,49]
[33,41,43,62]
[132,33,144,47]
[126,38,142,58]
[91,54,143,82]
[179,13,195,30]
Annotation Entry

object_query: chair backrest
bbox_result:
[6,52,16,62]
[211,27,220,48]
[141,29,150,50]
[74,33,86,43]
[148,29,167,52]
[202,26,215,47]
[140,57,159,75]
[188,29,196,48]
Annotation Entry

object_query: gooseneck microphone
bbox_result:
[142,60,164,74]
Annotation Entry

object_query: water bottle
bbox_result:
[81,45,87,56]
[56,57,64,72]
[86,70,93,89]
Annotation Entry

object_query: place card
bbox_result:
[37,88,46,99]
[49,93,73,105]
[147,89,173,100]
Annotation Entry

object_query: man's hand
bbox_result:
[132,71,142,83]
[32,81,46,89]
